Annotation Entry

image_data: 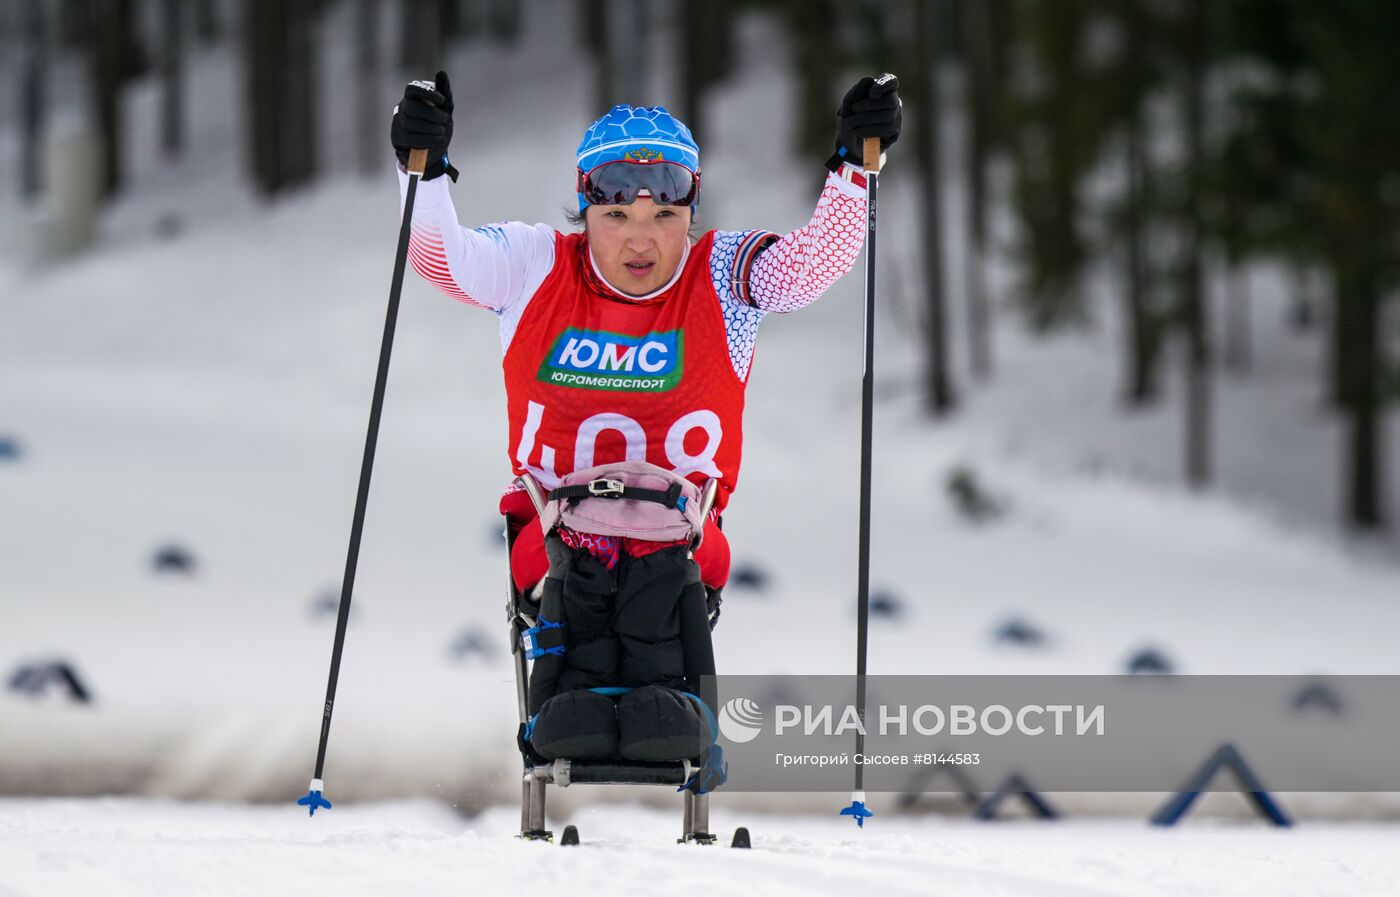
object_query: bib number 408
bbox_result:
[516,400,722,486]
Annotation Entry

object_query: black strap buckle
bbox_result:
[587,478,626,498]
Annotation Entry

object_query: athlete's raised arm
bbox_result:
[721,75,902,315]
[391,72,555,315]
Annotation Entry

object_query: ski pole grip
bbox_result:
[863,137,881,173]
[407,148,429,177]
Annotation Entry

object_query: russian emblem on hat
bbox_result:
[576,104,700,211]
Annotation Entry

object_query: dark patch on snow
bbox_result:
[754,681,804,710]
[7,659,93,704]
[869,591,904,619]
[309,587,358,623]
[0,436,21,461]
[945,466,1006,523]
[992,616,1047,648]
[972,773,1060,820]
[898,763,982,811]
[1291,679,1344,716]
[1149,744,1292,827]
[1125,646,1175,675]
[727,562,770,593]
[152,543,197,576]
[448,626,495,661]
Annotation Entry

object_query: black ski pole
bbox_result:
[297,146,429,816]
[840,135,881,829]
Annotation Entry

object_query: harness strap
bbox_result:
[521,615,565,660]
[549,479,687,511]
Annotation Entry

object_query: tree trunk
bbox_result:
[584,0,616,111]
[1222,263,1251,374]
[625,0,650,101]
[1329,269,1350,407]
[1288,264,1317,333]
[246,0,319,196]
[439,0,461,38]
[282,0,317,189]
[679,0,731,146]
[790,0,836,163]
[20,0,46,201]
[679,1,703,140]
[915,0,955,414]
[356,0,380,175]
[161,0,184,158]
[486,0,521,43]
[400,0,445,72]
[89,0,125,197]
[1181,0,1210,487]
[194,0,221,45]
[246,0,278,194]
[591,0,651,105]
[961,0,993,380]
[1336,263,1385,529]
[1123,110,1159,405]
[65,0,143,197]
[59,0,88,48]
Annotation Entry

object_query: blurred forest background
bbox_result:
[3,0,1398,536]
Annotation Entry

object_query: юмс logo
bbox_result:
[537,327,684,392]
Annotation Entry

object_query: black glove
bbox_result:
[390,70,459,182]
[829,73,902,171]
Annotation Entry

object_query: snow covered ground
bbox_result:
[4,7,1400,892]
[3,798,1398,897]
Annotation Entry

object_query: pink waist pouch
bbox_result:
[539,461,706,543]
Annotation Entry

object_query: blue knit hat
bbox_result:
[576,104,700,212]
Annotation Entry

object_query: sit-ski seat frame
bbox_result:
[507,472,722,844]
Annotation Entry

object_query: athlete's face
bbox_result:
[586,197,692,296]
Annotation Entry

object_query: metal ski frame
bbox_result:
[508,473,721,843]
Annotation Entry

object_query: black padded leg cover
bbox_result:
[530,689,620,760]
[613,546,690,689]
[677,579,718,716]
[556,546,619,694]
[616,685,713,762]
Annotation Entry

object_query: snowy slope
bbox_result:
[4,4,1400,815]
[2,798,1397,897]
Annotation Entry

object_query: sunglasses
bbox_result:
[578,160,700,208]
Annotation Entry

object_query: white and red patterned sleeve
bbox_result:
[708,164,869,380]
[395,167,556,325]
[746,163,868,313]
